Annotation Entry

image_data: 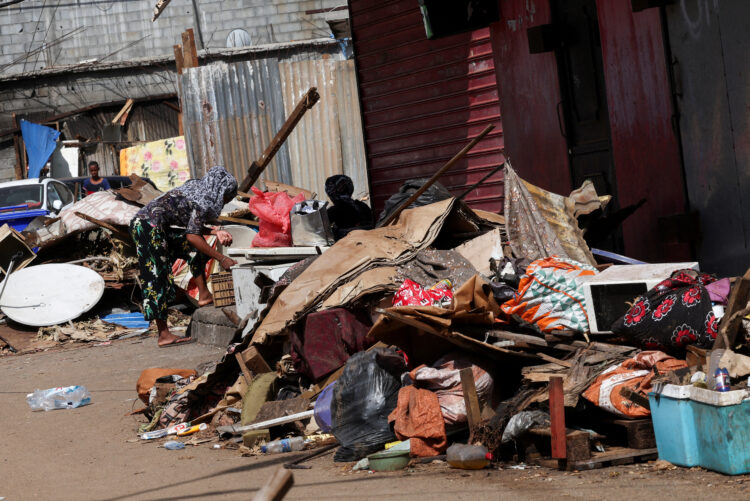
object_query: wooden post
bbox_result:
[459,367,482,432]
[378,123,495,227]
[713,267,750,350]
[173,44,185,136]
[12,113,25,179]
[549,376,566,459]
[253,467,293,501]
[181,29,198,69]
[237,87,320,193]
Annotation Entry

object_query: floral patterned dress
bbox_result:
[129,192,208,321]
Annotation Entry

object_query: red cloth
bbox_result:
[388,385,447,457]
[289,308,375,381]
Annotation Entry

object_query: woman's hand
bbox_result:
[214,229,233,246]
[219,255,238,271]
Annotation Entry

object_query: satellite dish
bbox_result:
[227,29,252,48]
[0,264,105,326]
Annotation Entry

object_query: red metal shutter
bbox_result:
[349,0,504,214]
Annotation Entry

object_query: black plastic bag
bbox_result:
[377,179,452,225]
[330,348,407,461]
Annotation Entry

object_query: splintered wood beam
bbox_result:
[238,87,320,192]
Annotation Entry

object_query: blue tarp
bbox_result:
[101,312,150,329]
[20,120,60,178]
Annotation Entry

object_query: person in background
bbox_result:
[129,166,238,347]
[83,161,111,195]
[325,174,373,240]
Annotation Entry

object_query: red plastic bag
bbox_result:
[248,187,305,247]
[393,279,453,308]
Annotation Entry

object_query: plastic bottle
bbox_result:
[26,386,92,411]
[164,441,186,450]
[260,437,306,454]
[446,443,492,470]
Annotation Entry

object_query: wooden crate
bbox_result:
[211,271,235,307]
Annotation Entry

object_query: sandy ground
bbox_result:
[2,333,750,500]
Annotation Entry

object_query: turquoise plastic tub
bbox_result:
[648,385,700,467]
[649,385,750,475]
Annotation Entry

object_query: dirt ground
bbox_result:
[2,332,749,500]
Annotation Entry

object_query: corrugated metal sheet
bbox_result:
[279,59,369,200]
[181,60,292,186]
[595,1,688,262]
[181,57,369,200]
[349,0,504,214]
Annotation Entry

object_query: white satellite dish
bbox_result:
[227,29,252,48]
[0,264,105,327]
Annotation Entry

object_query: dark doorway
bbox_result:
[551,0,621,251]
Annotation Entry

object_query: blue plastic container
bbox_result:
[313,381,336,433]
[648,385,701,467]
[649,384,750,475]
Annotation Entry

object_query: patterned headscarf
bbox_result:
[325,174,354,204]
[175,166,238,219]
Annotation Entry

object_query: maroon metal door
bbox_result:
[349,0,504,214]
[489,0,571,195]
[595,1,689,261]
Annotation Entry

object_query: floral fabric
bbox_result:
[120,136,190,192]
[130,217,206,321]
[611,269,718,350]
[500,256,597,333]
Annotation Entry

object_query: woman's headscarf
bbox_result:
[175,166,238,219]
[325,174,354,205]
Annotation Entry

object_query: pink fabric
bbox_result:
[706,278,731,305]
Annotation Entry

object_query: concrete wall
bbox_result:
[0,0,344,75]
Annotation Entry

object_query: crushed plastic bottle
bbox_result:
[164,441,186,450]
[446,443,492,470]
[26,386,92,411]
[260,436,306,454]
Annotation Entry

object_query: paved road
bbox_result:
[1,337,748,500]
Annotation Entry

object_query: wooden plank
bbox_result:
[218,215,259,227]
[253,467,294,501]
[460,367,482,433]
[714,267,750,349]
[112,98,134,124]
[238,88,320,192]
[173,44,184,74]
[612,419,656,449]
[549,376,566,459]
[235,352,253,386]
[487,330,548,347]
[181,29,198,69]
[568,447,658,471]
[73,211,130,240]
[379,124,494,227]
[537,352,573,368]
[241,345,273,375]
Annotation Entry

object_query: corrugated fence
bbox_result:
[180,56,369,201]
